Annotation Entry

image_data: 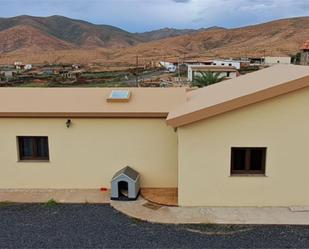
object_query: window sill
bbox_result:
[230,174,267,177]
[17,160,50,163]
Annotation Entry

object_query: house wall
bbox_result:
[263,56,291,65]
[212,60,241,69]
[0,118,178,189]
[187,66,195,81]
[193,71,237,80]
[300,51,309,65]
[188,69,237,82]
[178,87,309,206]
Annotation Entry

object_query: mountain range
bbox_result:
[0,15,308,65]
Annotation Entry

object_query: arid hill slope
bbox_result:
[0,16,308,65]
[0,25,74,53]
[0,15,142,51]
[114,17,309,63]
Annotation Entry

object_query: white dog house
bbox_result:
[111,166,140,200]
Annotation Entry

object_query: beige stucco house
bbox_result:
[0,64,309,207]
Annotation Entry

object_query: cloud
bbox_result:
[189,0,309,29]
[172,0,191,3]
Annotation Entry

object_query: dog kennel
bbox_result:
[111,166,140,200]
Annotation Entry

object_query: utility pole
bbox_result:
[177,56,180,84]
[135,55,139,87]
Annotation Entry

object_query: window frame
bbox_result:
[17,136,50,161]
[230,147,266,175]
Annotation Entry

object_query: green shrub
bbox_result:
[43,199,58,207]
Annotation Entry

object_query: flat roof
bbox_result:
[167,65,309,127]
[2,65,309,123]
[189,65,237,72]
[0,88,186,118]
[213,59,241,62]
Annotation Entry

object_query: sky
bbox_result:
[0,0,309,32]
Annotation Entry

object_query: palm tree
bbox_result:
[193,72,226,88]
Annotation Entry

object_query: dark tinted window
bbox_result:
[231,148,246,170]
[18,136,49,161]
[250,149,265,170]
[231,147,266,175]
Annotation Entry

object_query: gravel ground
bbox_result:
[0,204,309,248]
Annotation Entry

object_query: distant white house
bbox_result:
[24,64,32,70]
[188,65,238,82]
[14,62,32,71]
[262,57,291,65]
[14,62,23,67]
[159,61,177,73]
[212,60,242,69]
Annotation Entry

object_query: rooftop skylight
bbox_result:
[107,90,131,102]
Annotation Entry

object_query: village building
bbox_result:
[0,70,18,80]
[14,62,32,71]
[212,59,246,69]
[182,60,213,66]
[300,40,309,65]
[159,61,177,72]
[160,60,213,73]
[0,65,308,207]
[262,56,291,65]
[246,57,291,66]
[187,65,238,82]
[59,69,83,79]
[249,57,264,65]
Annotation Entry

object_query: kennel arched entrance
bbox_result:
[111,166,140,200]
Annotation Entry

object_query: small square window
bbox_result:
[18,136,49,161]
[231,147,266,175]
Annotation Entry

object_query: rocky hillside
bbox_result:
[0,15,308,64]
[115,17,309,62]
[0,15,142,52]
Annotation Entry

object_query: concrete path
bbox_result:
[111,196,309,225]
[0,189,110,204]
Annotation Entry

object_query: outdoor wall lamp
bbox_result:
[66,119,71,128]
